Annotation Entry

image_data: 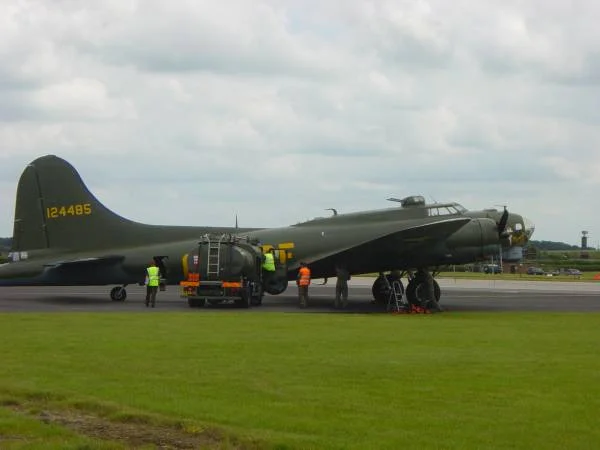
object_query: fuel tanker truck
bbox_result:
[179,233,287,308]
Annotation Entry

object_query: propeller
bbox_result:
[494,205,513,241]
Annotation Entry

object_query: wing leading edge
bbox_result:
[295,217,472,272]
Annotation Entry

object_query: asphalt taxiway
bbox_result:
[0,277,599,313]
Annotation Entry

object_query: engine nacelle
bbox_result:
[263,269,288,295]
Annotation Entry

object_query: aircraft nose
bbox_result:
[523,217,535,240]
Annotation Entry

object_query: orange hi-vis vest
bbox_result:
[298,267,311,286]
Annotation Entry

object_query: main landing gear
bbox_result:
[110,285,127,302]
[371,271,441,309]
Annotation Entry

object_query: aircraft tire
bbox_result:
[371,275,403,304]
[406,279,441,306]
[110,286,127,302]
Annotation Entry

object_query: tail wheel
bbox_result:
[110,286,127,302]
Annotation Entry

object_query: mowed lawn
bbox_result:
[1,312,600,449]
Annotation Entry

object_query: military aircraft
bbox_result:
[0,155,534,306]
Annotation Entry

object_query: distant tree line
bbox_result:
[529,240,580,251]
[0,237,10,263]
[0,237,11,251]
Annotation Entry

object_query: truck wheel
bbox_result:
[208,299,223,306]
[235,291,250,309]
[250,294,263,306]
[188,297,206,308]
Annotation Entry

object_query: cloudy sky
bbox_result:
[1,0,599,246]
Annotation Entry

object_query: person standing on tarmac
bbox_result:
[297,262,311,308]
[417,268,442,312]
[334,265,350,309]
[145,260,161,308]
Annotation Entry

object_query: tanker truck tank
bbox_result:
[185,240,262,281]
[180,234,264,308]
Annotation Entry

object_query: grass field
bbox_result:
[1,312,600,449]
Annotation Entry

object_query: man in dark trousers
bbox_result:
[334,264,350,309]
[296,262,311,308]
[417,268,442,312]
[145,260,161,308]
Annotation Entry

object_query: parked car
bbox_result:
[483,264,502,274]
[527,266,545,275]
[564,268,582,277]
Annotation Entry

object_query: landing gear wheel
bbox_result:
[188,297,206,308]
[371,275,404,305]
[405,279,440,307]
[110,286,127,302]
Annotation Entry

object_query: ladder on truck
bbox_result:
[201,233,231,279]
[385,277,408,313]
[200,232,257,279]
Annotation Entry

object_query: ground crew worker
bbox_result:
[417,268,442,312]
[297,262,311,308]
[145,260,161,308]
[262,248,276,274]
[334,265,350,309]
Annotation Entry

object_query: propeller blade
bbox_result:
[497,208,509,235]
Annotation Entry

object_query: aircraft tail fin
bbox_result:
[12,155,150,252]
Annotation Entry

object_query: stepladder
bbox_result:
[386,278,409,313]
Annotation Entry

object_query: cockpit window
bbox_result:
[427,205,463,216]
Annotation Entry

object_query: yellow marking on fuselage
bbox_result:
[260,244,274,253]
[182,253,189,279]
[46,203,92,219]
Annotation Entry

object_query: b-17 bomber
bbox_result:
[0,155,534,309]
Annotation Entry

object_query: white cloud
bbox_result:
[32,78,138,120]
[1,0,599,246]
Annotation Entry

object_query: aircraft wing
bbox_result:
[294,217,472,271]
[39,255,129,284]
[43,255,125,269]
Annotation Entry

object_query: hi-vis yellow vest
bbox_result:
[262,253,276,271]
[147,266,160,287]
